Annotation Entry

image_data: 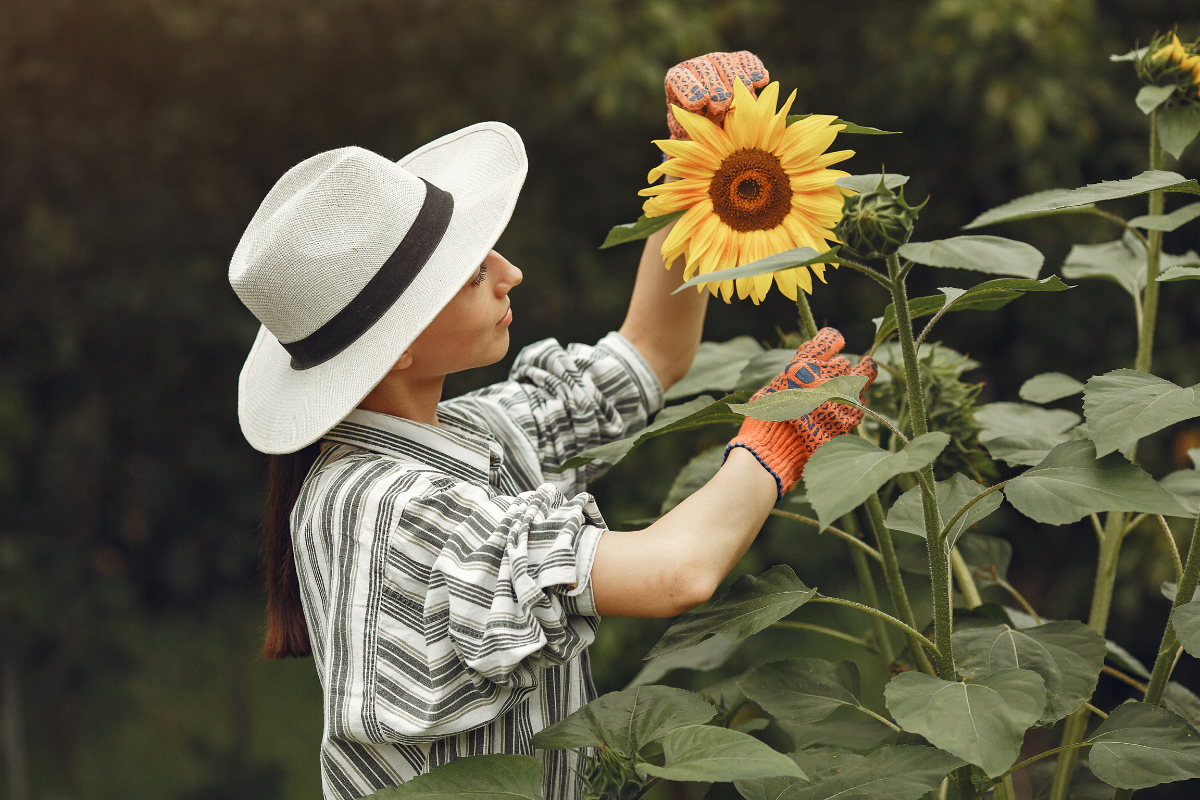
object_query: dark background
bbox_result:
[1,1,1199,797]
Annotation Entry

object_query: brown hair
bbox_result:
[261,442,321,658]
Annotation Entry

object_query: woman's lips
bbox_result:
[498,307,513,327]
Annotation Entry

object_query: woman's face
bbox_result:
[404,250,522,377]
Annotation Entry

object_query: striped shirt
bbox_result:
[292,332,664,800]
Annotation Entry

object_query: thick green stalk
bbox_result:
[796,293,820,341]
[842,512,895,666]
[1134,109,1166,375]
[885,253,953,680]
[864,493,936,675]
[950,547,983,609]
[1111,516,1200,800]
[1050,510,1126,800]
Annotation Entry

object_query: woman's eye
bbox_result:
[472,263,488,286]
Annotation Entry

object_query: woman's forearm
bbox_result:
[589,447,777,618]
[618,220,708,391]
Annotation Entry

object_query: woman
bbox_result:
[229,52,874,800]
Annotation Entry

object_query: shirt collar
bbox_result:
[325,407,499,485]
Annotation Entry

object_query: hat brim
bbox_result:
[237,122,528,454]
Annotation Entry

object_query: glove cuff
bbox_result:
[725,419,810,500]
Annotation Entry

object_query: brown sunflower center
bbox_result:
[708,148,793,232]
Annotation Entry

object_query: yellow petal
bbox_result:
[661,200,714,261]
[764,89,798,153]
[726,79,762,151]
[774,264,798,300]
[654,138,722,171]
[669,104,735,160]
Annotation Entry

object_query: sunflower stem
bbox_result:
[796,292,819,340]
[885,253,953,681]
[842,510,896,666]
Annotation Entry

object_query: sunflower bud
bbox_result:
[833,177,925,260]
[1135,32,1200,101]
[583,744,640,800]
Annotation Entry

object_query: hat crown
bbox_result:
[229,146,427,344]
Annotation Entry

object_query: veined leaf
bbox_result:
[674,247,839,293]
[738,658,870,729]
[958,533,1014,585]
[953,621,1106,724]
[1087,702,1200,790]
[1105,639,1153,681]
[738,349,797,391]
[530,685,715,755]
[1136,85,1177,115]
[736,745,965,800]
[974,402,1082,467]
[1062,231,1146,300]
[1020,372,1086,404]
[1003,440,1191,525]
[626,633,741,688]
[804,433,951,530]
[898,236,1044,279]
[664,337,765,400]
[1129,202,1200,232]
[965,171,1200,228]
[786,114,899,135]
[637,724,806,783]
[660,445,725,514]
[885,473,1003,548]
[873,276,1069,345]
[1161,447,1200,515]
[600,209,684,249]
[1158,105,1200,160]
[1159,264,1200,282]
[885,669,1046,778]
[835,173,910,194]
[555,392,747,471]
[1084,369,1200,458]
[786,706,898,752]
[1165,682,1200,729]
[647,565,816,658]
[731,375,869,421]
[1028,760,1113,800]
[369,754,543,799]
[1172,600,1200,659]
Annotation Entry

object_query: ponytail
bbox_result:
[261,442,320,659]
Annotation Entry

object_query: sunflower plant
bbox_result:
[365,34,1200,800]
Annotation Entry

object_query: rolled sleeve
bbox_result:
[505,331,665,485]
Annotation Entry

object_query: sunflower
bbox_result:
[639,80,854,303]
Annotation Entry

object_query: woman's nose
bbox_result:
[500,261,522,292]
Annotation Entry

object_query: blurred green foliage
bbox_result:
[0,0,1197,797]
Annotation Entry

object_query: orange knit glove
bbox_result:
[726,328,878,499]
[665,51,769,139]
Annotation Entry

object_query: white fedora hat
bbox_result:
[229,121,527,454]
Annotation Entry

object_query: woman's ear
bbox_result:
[391,350,414,371]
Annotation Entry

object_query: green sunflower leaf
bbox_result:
[974,401,1083,467]
[898,236,1044,278]
[367,754,543,799]
[1087,702,1200,790]
[737,658,871,729]
[1158,105,1200,160]
[953,621,1107,724]
[637,724,806,783]
[1136,85,1177,115]
[1159,264,1200,282]
[1129,201,1200,231]
[554,392,747,471]
[659,445,726,514]
[803,433,951,530]
[625,633,741,688]
[600,209,685,249]
[1020,372,1086,404]
[664,337,765,400]
[885,473,1003,548]
[730,375,869,421]
[834,173,910,194]
[1083,369,1200,458]
[1161,448,1200,515]
[736,746,965,800]
[1172,600,1200,659]
[673,246,839,293]
[873,276,1069,345]
[530,685,716,755]
[965,171,1200,228]
[1003,439,1190,525]
[646,565,817,658]
[884,669,1046,778]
